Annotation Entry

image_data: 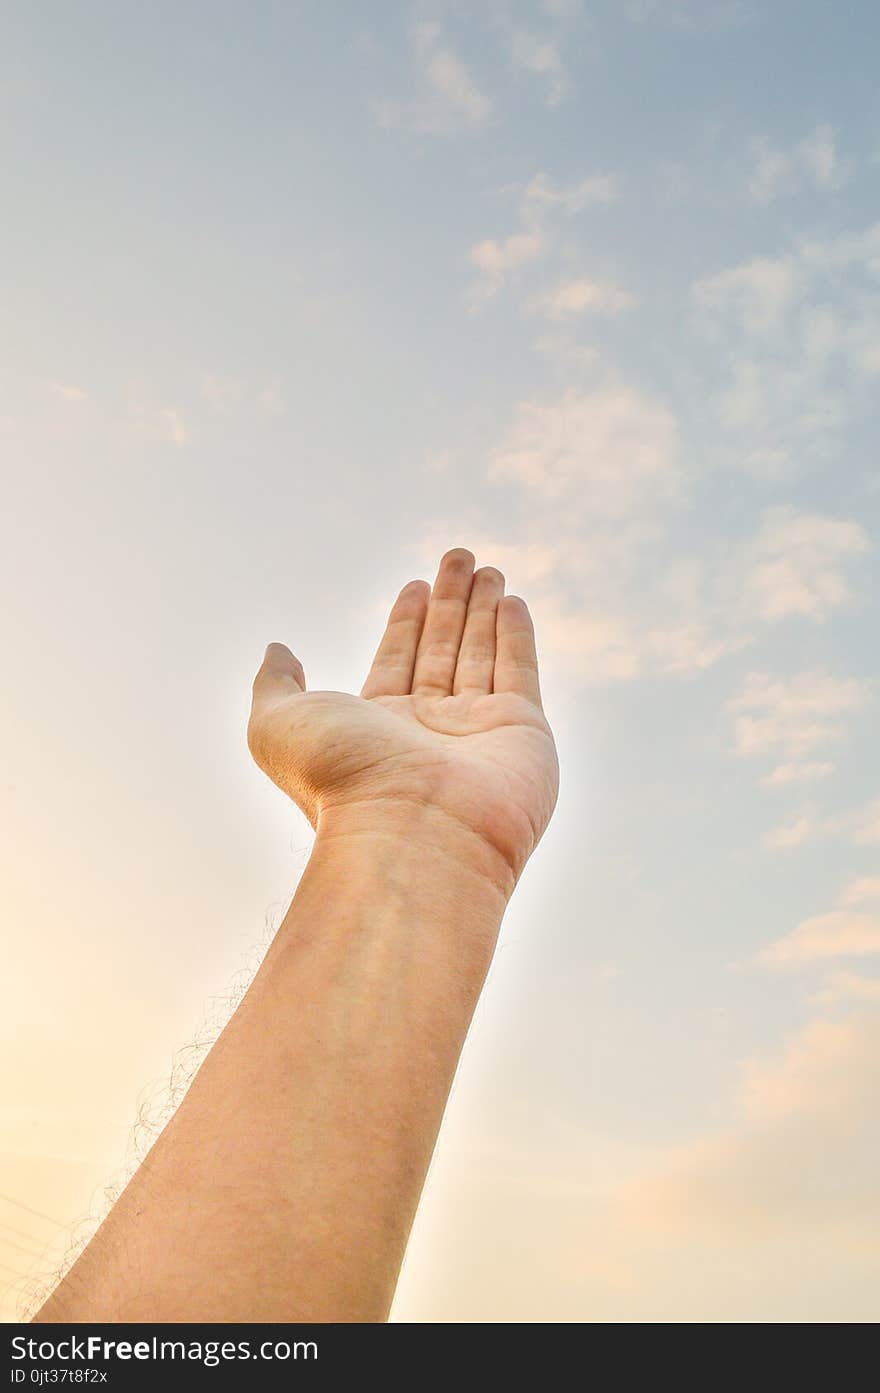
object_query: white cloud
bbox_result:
[763,815,820,851]
[522,171,620,222]
[759,910,880,965]
[761,800,880,853]
[646,622,748,675]
[760,878,880,965]
[811,971,880,1005]
[487,385,678,510]
[533,277,636,319]
[749,124,852,203]
[375,21,491,133]
[159,408,189,448]
[201,375,243,411]
[694,255,801,337]
[256,378,285,416]
[739,1016,873,1119]
[615,1014,880,1249]
[542,0,583,16]
[727,671,870,762]
[853,799,880,846]
[416,22,491,124]
[51,383,88,403]
[762,762,835,787]
[626,0,752,27]
[796,221,880,278]
[468,170,619,305]
[538,603,643,682]
[841,878,880,908]
[468,232,544,298]
[741,507,869,624]
[692,222,880,478]
[510,30,568,106]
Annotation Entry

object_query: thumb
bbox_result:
[252,642,307,702]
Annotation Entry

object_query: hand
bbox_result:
[248,549,559,892]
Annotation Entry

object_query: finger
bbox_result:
[411,548,476,697]
[453,566,505,695]
[494,596,542,706]
[252,642,306,708]
[360,579,430,698]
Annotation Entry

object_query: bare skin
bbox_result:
[34,548,559,1322]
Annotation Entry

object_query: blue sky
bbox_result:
[1,0,879,1320]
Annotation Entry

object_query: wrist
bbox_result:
[315,796,517,908]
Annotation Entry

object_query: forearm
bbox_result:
[34,808,509,1322]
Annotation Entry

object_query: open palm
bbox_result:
[248,549,560,888]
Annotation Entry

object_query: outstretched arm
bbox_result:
[34,549,559,1323]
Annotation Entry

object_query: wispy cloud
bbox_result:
[159,408,190,448]
[50,383,88,403]
[376,20,491,133]
[759,878,880,964]
[626,0,753,30]
[256,378,285,416]
[762,762,835,788]
[692,222,880,478]
[852,799,880,846]
[811,971,880,1005]
[694,255,801,337]
[509,29,568,107]
[763,798,880,854]
[521,171,620,222]
[487,384,678,510]
[468,171,620,304]
[468,232,544,299]
[727,670,870,763]
[614,1014,880,1248]
[741,507,869,624]
[532,277,636,319]
[201,375,243,412]
[749,124,852,203]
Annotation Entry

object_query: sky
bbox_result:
[1,0,879,1322]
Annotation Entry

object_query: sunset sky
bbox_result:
[2,0,879,1321]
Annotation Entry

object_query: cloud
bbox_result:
[533,277,636,319]
[467,169,619,305]
[375,21,491,133]
[487,385,678,511]
[842,878,880,908]
[694,255,801,337]
[741,507,869,623]
[521,171,620,222]
[615,1013,880,1248]
[759,911,880,965]
[468,232,544,298]
[853,799,880,846]
[727,670,870,762]
[811,972,880,1005]
[158,409,189,448]
[509,30,568,106]
[50,383,88,403]
[763,815,821,851]
[201,375,243,412]
[759,878,880,965]
[739,1017,876,1119]
[749,124,852,203]
[762,799,880,854]
[625,0,752,28]
[762,762,835,787]
[256,378,285,416]
[796,221,880,278]
[691,222,880,478]
[416,22,491,123]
